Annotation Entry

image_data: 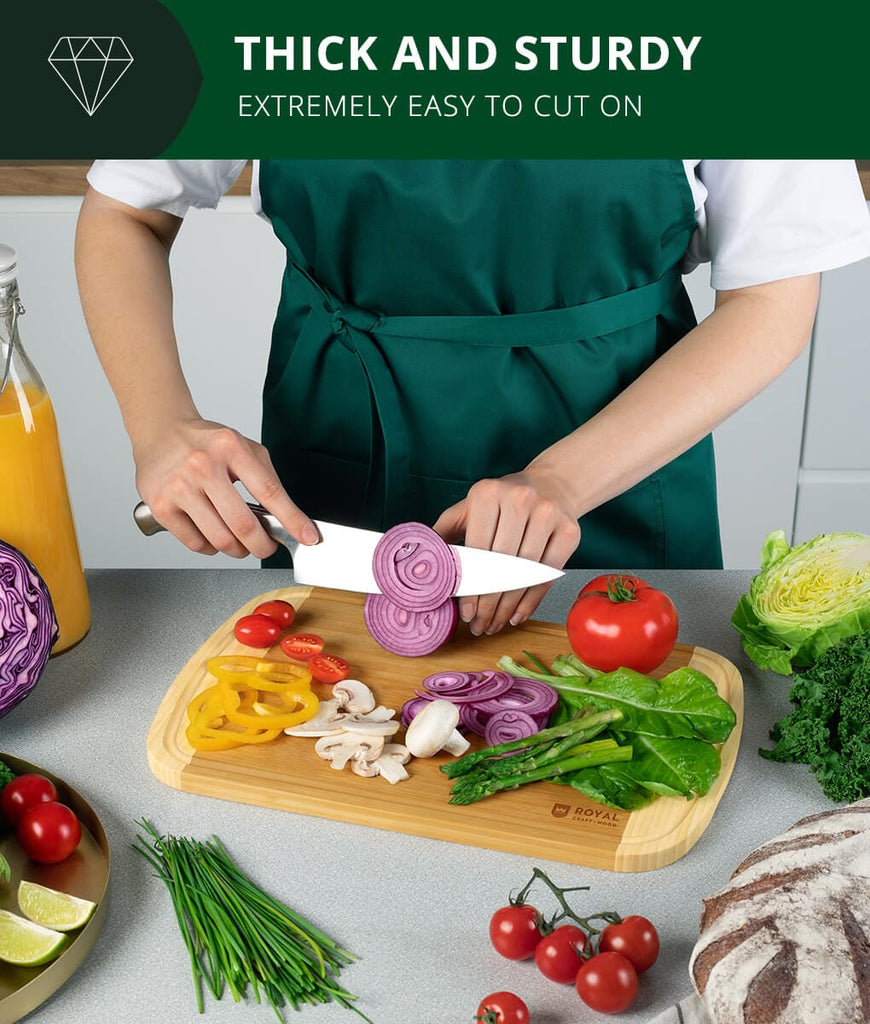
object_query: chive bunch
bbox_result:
[133,820,370,1021]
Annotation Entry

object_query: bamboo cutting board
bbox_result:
[147,586,743,872]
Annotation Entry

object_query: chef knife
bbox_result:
[133,501,564,596]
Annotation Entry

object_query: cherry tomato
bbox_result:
[307,654,351,685]
[599,915,660,973]
[280,633,326,660]
[534,923,588,983]
[489,904,542,960]
[1,774,59,826]
[476,991,530,1024]
[575,951,638,1014]
[234,614,281,648]
[566,574,678,674]
[17,802,82,864]
[252,599,296,630]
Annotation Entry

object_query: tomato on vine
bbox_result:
[566,574,678,674]
[599,915,660,973]
[476,991,530,1024]
[488,904,542,961]
[534,923,587,983]
[575,952,639,1014]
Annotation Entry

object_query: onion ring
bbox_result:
[363,593,458,657]
[371,522,460,612]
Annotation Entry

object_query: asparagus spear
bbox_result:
[440,708,623,780]
[447,740,633,805]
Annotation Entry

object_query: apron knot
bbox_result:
[331,302,381,349]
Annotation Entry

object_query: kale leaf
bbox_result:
[761,629,870,802]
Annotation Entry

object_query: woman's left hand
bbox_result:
[432,469,580,636]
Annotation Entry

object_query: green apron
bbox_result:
[258,160,722,570]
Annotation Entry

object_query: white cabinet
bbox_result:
[794,251,870,538]
[0,194,864,570]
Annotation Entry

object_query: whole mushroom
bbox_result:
[404,700,470,758]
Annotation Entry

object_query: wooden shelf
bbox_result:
[1,159,868,199]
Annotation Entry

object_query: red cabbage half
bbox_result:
[0,540,58,715]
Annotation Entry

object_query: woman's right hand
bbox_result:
[133,416,320,559]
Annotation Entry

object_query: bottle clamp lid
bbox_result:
[0,243,18,287]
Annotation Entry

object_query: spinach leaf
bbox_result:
[565,733,721,809]
[545,666,736,744]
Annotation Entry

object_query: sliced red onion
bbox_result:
[459,703,490,736]
[364,593,458,657]
[371,522,460,612]
[419,670,471,693]
[475,677,559,717]
[483,709,540,747]
[400,695,435,728]
[0,540,58,716]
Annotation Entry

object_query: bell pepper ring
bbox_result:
[219,677,320,729]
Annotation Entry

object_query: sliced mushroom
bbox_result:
[333,679,376,714]
[314,731,385,770]
[340,711,400,736]
[314,734,363,770]
[404,699,470,758]
[284,699,347,736]
[373,743,411,784]
[350,759,381,778]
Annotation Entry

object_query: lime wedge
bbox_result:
[0,909,68,965]
[17,881,97,932]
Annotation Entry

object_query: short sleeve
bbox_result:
[682,160,870,291]
[86,160,249,218]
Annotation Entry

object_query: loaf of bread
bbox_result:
[690,799,870,1024]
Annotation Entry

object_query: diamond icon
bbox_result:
[48,37,134,116]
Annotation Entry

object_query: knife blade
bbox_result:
[133,501,564,596]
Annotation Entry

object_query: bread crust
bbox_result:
[690,798,870,1024]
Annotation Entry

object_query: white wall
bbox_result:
[0,194,863,570]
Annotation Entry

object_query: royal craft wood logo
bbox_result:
[550,802,627,833]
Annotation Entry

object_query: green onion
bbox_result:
[132,819,371,1021]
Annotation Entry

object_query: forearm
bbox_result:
[528,273,821,518]
[74,188,195,451]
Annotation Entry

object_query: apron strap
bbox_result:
[285,261,682,523]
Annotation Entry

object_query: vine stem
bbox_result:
[511,867,622,950]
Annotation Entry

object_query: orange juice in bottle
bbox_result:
[0,244,90,652]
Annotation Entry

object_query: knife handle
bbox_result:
[132,500,296,553]
[133,501,165,536]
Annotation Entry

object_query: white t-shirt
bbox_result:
[86,159,870,292]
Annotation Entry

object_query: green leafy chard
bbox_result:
[732,529,870,674]
[761,629,870,802]
[448,655,736,809]
[502,659,735,744]
[565,733,722,809]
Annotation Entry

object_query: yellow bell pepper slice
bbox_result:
[220,677,320,729]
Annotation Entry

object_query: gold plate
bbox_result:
[0,754,110,1024]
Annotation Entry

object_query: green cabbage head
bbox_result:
[732,530,870,674]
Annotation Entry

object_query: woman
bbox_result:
[74,159,870,635]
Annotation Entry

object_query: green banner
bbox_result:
[4,0,868,157]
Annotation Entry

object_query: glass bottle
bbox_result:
[0,243,90,652]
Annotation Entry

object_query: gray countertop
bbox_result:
[1,568,829,1024]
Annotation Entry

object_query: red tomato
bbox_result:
[252,599,296,630]
[534,923,588,983]
[280,633,325,660]
[566,574,678,674]
[234,614,281,648]
[599,915,660,973]
[1,774,59,826]
[575,951,638,1014]
[476,991,530,1024]
[488,904,542,960]
[307,654,351,685]
[17,802,82,864]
